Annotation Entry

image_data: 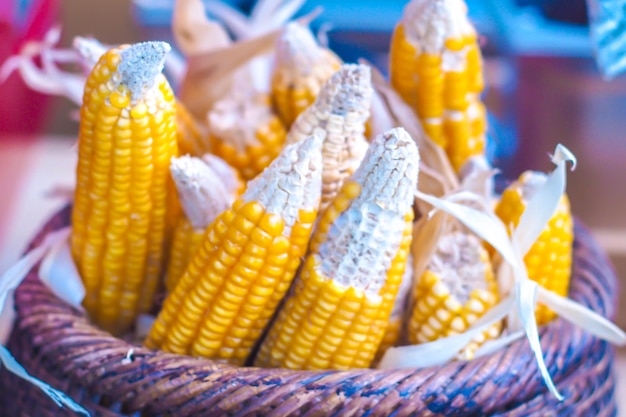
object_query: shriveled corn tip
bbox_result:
[311,127,419,252]
[117,41,171,102]
[275,22,328,69]
[350,127,420,212]
[272,23,342,126]
[495,171,573,325]
[170,155,231,229]
[400,0,474,53]
[409,232,501,356]
[314,63,372,117]
[284,63,373,210]
[201,153,244,197]
[208,92,287,180]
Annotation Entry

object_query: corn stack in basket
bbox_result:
[271,22,343,126]
[408,231,501,359]
[389,0,487,172]
[70,42,178,335]
[145,134,323,365]
[255,127,418,371]
[287,63,372,211]
[495,171,574,325]
[164,156,234,293]
[208,92,288,181]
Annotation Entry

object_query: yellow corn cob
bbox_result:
[271,22,343,127]
[145,134,323,365]
[408,231,501,359]
[176,101,210,156]
[389,0,487,172]
[287,64,372,211]
[494,171,574,325]
[70,42,178,335]
[207,92,287,180]
[256,127,419,370]
[375,253,414,361]
[165,156,233,293]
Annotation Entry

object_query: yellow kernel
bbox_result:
[109,91,130,109]
[342,181,362,200]
[251,229,272,247]
[268,236,290,254]
[431,281,449,297]
[450,317,466,332]
[298,209,318,224]
[130,103,148,119]
[444,297,462,312]
[240,201,265,223]
[258,214,284,237]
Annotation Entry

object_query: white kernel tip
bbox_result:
[117,41,170,102]
[170,156,231,229]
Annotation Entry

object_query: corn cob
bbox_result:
[287,64,372,211]
[271,22,342,127]
[375,253,414,361]
[408,231,501,359]
[165,156,232,293]
[389,0,487,172]
[145,134,323,365]
[494,171,573,325]
[207,92,287,181]
[70,42,178,335]
[256,127,419,370]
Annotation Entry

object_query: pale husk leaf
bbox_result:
[0,226,88,415]
[513,144,576,256]
[537,286,626,345]
[38,234,85,308]
[0,345,89,415]
[378,294,514,369]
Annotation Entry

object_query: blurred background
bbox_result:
[0,0,625,396]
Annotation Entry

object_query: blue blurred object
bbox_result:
[586,0,626,79]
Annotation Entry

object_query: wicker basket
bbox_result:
[0,205,618,416]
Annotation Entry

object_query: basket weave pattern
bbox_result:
[0,206,618,416]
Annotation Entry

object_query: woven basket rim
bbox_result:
[1,205,619,416]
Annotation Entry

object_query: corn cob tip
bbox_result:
[208,93,274,152]
[402,0,473,53]
[276,23,323,67]
[317,63,373,116]
[429,232,494,304]
[73,36,106,67]
[170,155,231,229]
[200,153,243,196]
[118,41,171,101]
[241,133,323,234]
[351,127,419,214]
